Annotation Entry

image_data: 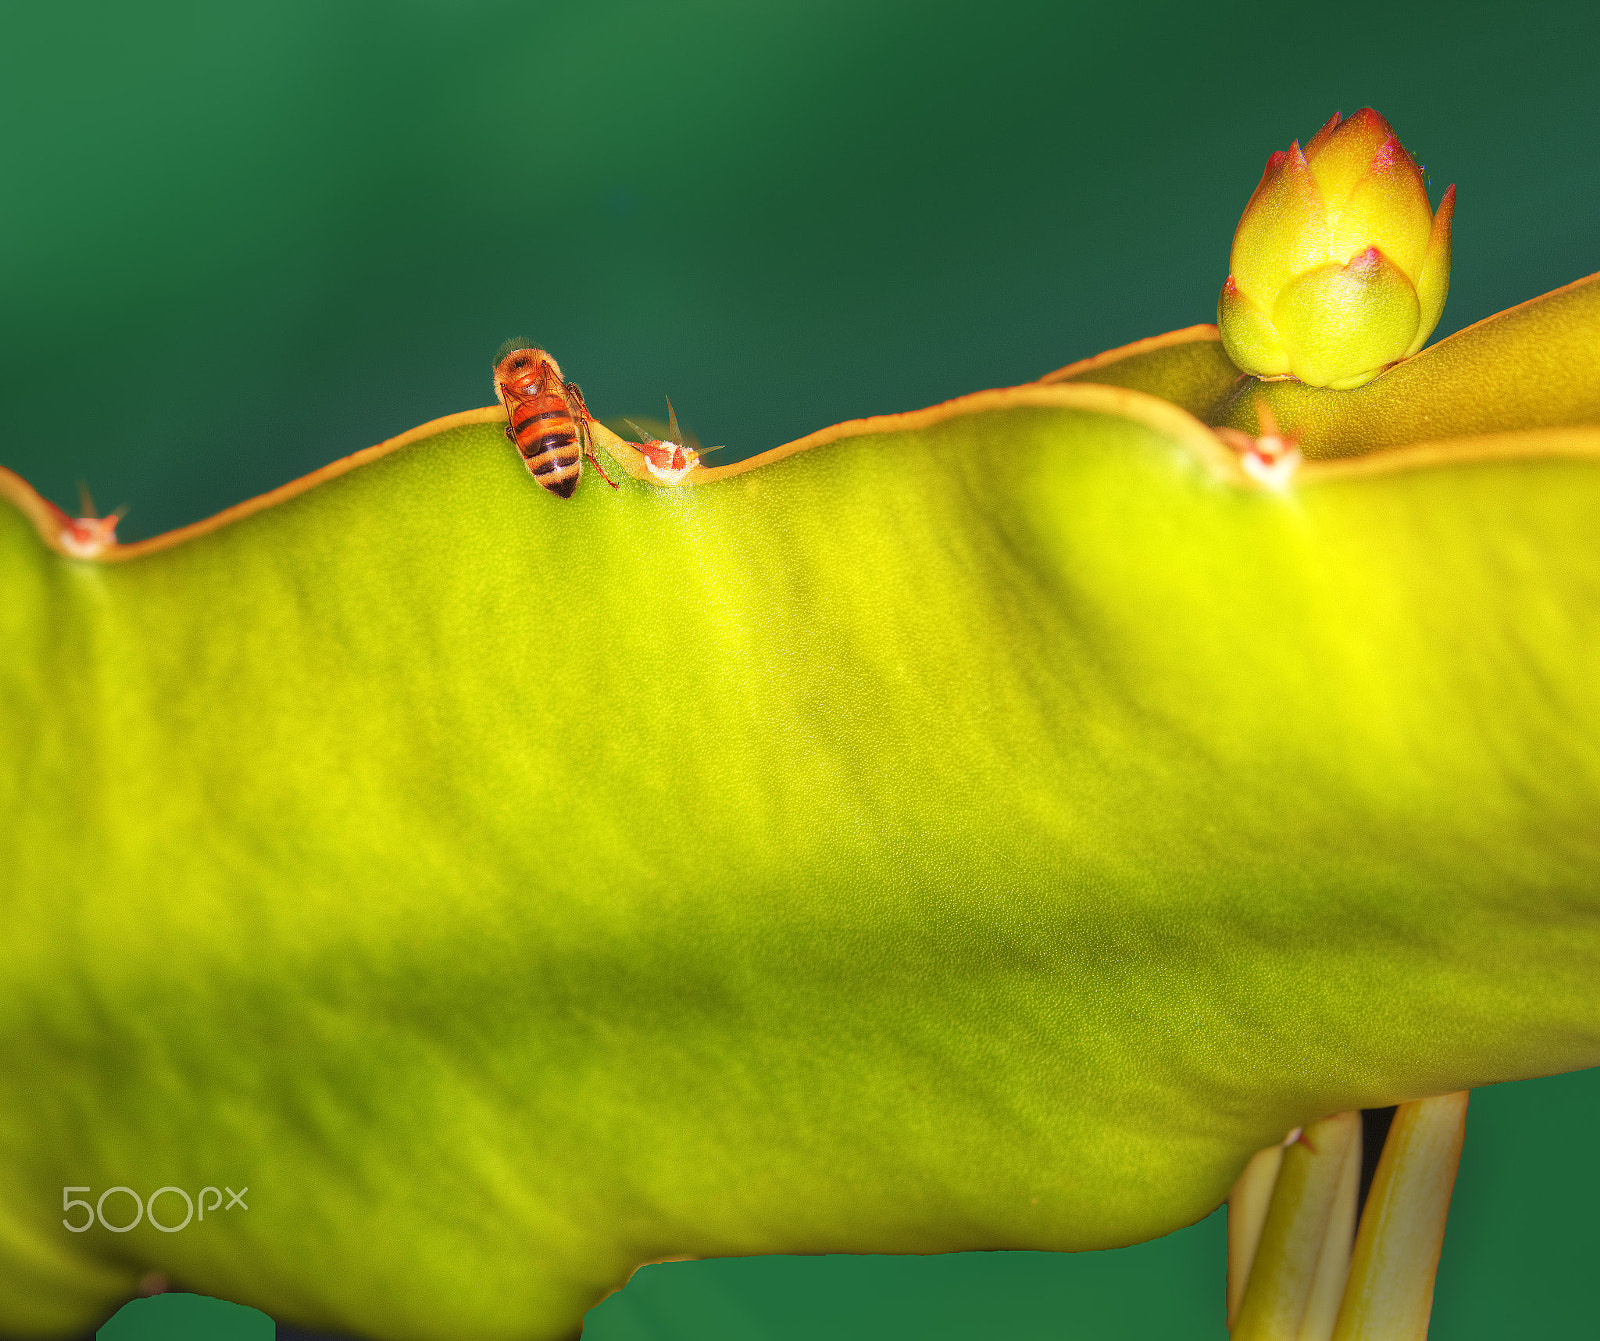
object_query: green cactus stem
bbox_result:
[2,271,1598,1340]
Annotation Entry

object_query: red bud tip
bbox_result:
[1347,245,1383,272]
[1432,183,1457,231]
[1223,275,1239,296]
[1305,111,1342,156]
[1258,149,1288,188]
[1371,135,1400,170]
[1287,139,1307,169]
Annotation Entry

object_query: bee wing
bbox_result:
[493,371,521,417]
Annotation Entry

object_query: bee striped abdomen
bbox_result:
[511,395,582,497]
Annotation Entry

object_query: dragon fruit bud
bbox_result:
[1218,110,1455,390]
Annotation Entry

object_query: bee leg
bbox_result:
[504,424,516,442]
[586,448,620,489]
[563,380,620,489]
[563,379,592,420]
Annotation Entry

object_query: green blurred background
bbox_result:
[3,1,1592,1337]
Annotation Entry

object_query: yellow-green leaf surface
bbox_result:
[3,338,1599,1339]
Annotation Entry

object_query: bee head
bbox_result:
[491,337,559,392]
[494,336,540,367]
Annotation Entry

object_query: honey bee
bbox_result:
[492,339,618,498]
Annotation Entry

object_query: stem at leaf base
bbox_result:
[1227,1143,1287,1327]
[1299,1126,1360,1341]
[1231,1112,1361,1341]
[1330,1092,1469,1341]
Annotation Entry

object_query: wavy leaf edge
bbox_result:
[7,271,1600,565]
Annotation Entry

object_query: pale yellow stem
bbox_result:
[1298,1118,1360,1341]
[1232,1111,1361,1341]
[1329,1092,1468,1341]
[1228,1143,1286,1328]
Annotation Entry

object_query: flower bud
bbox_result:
[1218,110,1454,390]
